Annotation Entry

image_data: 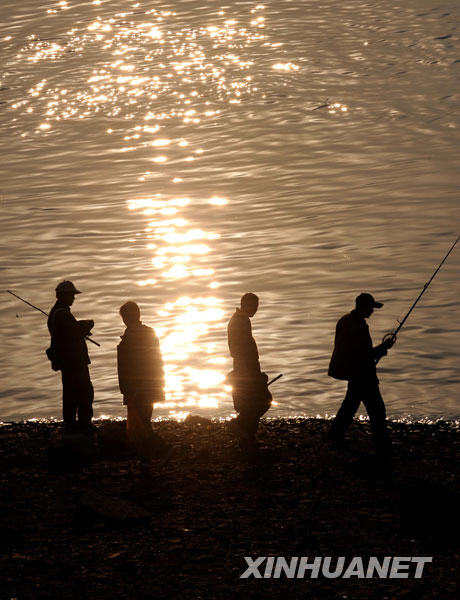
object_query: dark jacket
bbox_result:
[47,302,91,370]
[227,308,260,374]
[117,323,165,405]
[328,309,387,381]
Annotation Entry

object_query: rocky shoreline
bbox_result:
[1,417,459,599]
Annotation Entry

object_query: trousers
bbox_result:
[235,402,271,438]
[330,377,392,460]
[126,402,165,458]
[232,372,272,439]
[61,365,94,431]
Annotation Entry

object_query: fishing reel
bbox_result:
[382,332,397,346]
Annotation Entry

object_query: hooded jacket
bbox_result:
[117,322,165,404]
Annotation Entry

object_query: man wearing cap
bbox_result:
[47,281,94,434]
[328,293,395,467]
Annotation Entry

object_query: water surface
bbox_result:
[1,0,459,421]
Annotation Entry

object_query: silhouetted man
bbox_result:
[117,301,171,460]
[328,293,395,469]
[227,293,271,450]
[47,281,94,434]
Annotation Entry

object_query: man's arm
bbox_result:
[54,310,92,340]
[228,315,260,371]
[117,339,133,396]
[149,331,165,388]
[76,319,94,338]
[373,338,394,363]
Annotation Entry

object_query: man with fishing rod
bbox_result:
[327,235,459,474]
[328,292,395,471]
[47,281,95,434]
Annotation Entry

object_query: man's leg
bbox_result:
[61,370,78,433]
[247,394,272,436]
[127,402,152,439]
[236,409,259,438]
[138,403,153,434]
[144,404,173,461]
[231,395,258,447]
[329,382,361,441]
[361,382,392,467]
[232,389,249,435]
[127,403,149,456]
[129,402,171,460]
[138,402,167,446]
[233,410,258,453]
[76,366,94,431]
[234,393,271,444]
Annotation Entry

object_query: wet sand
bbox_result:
[0,418,459,599]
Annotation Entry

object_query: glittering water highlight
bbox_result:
[0,0,459,421]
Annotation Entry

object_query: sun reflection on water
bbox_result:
[4,1,293,419]
[11,2,273,141]
[129,186,229,412]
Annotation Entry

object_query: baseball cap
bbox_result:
[355,292,383,309]
[56,280,81,294]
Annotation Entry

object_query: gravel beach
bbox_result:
[1,417,459,599]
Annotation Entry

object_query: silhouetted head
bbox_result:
[355,292,383,319]
[56,280,81,307]
[240,292,259,317]
[120,301,141,327]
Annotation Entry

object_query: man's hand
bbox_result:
[382,335,396,350]
[79,319,94,337]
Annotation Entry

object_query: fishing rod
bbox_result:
[6,290,100,347]
[383,235,459,344]
[268,374,283,387]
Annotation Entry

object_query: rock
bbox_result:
[7,453,41,468]
[97,421,132,459]
[184,415,213,426]
[0,521,24,548]
[398,479,460,543]
[75,491,152,528]
[47,433,96,471]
